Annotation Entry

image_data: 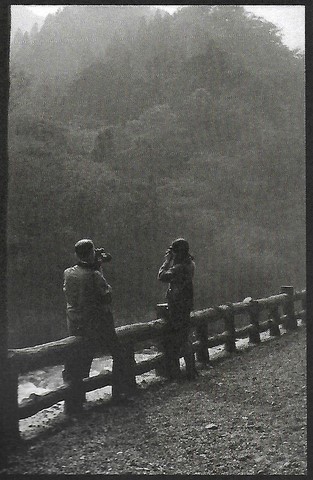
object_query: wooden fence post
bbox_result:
[1,359,20,446]
[269,305,281,337]
[154,304,168,377]
[301,294,306,324]
[281,286,297,331]
[224,305,236,353]
[64,377,84,415]
[156,303,169,321]
[120,342,137,395]
[248,300,261,344]
[196,321,210,364]
[155,303,180,379]
[63,340,92,415]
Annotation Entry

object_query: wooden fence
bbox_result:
[4,285,306,444]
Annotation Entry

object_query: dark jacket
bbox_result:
[158,257,195,313]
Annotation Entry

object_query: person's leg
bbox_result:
[176,305,198,380]
[180,324,198,379]
[167,304,182,379]
[63,355,86,414]
[63,339,94,414]
[98,313,132,400]
[183,340,198,379]
[161,328,181,380]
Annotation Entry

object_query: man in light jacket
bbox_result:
[63,238,129,413]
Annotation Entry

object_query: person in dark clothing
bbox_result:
[157,238,198,380]
[63,239,130,413]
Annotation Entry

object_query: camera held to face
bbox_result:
[95,247,112,264]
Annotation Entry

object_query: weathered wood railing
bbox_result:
[5,285,306,443]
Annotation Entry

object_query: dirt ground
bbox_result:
[3,325,307,475]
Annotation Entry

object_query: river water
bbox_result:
[18,350,157,402]
[19,324,292,403]
[17,323,297,437]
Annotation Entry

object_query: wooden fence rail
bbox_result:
[5,285,306,444]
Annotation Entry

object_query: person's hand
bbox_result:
[164,248,173,262]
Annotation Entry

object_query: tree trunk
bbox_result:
[0,3,11,468]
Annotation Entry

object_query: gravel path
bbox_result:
[4,326,307,475]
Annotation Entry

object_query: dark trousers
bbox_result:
[164,303,197,379]
[63,312,129,412]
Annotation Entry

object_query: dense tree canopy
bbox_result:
[8,5,305,347]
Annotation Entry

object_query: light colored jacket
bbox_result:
[63,263,112,336]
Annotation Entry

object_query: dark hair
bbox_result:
[75,239,94,261]
[170,238,194,261]
[171,238,190,256]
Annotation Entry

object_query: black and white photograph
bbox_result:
[0,3,306,475]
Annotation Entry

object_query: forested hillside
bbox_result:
[10,5,44,38]
[8,5,305,348]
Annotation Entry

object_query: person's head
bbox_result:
[75,239,95,263]
[171,238,190,261]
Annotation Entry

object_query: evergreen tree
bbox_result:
[7,6,305,347]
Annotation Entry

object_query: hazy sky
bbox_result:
[27,4,305,51]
